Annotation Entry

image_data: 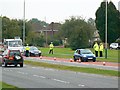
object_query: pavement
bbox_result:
[24,56,119,71]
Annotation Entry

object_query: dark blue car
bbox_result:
[73,49,96,62]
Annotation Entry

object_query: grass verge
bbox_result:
[24,60,120,77]
[40,48,119,63]
[0,81,23,90]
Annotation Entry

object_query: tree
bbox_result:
[59,17,95,50]
[95,1,120,44]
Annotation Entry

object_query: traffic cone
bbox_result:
[70,58,73,62]
[103,62,106,65]
[40,56,42,59]
[54,57,56,60]
[78,59,81,63]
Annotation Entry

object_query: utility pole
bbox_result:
[23,0,25,45]
[0,15,2,43]
[105,0,108,59]
[51,22,54,41]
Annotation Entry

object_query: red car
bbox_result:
[0,49,24,67]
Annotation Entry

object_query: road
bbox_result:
[1,64,118,88]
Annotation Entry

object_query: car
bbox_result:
[110,43,119,49]
[29,46,41,57]
[73,49,96,62]
[0,49,24,67]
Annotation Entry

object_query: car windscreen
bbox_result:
[81,49,92,54]
[30,47,38,51]
[9,50,21,56]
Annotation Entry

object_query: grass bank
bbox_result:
[25,60,119,77]
[39,48,119,63]
[0,81,23,90]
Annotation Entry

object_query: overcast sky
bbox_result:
[0,0,119,23]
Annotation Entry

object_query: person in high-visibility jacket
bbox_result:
[49,42,54,54]
[99,43,104,57]
[25,44,30,57]
[93,42,99,57]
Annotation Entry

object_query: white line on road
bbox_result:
[78,84,85,87]
[33,75,46,78]
[53,79,70,84]
[17,71,28,75]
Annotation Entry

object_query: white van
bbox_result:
[3,39,24,53]
[110,43,119,49]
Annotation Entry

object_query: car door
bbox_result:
[74,50,81,59]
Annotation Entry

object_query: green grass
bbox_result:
[40,47,119,63]
[25,60,120,77]
[0,81,23,90]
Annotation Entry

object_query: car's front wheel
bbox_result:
[73,56,77,62]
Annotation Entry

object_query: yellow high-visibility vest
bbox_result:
[93,43,99,51]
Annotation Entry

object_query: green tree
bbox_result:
[95,1,120,44]
[59,17,95,50]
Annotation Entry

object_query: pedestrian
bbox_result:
[99,42,104,57]
[49,42,54,54]
[93,42,99,57]
[25,44,30,57]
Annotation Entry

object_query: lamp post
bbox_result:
[0,15,2,43]
[23,0,25,45]
[105,0,108,59]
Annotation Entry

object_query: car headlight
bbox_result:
[93,54,96,57]
[39,51,41,53]
[83,55,86,57]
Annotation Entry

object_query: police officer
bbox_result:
[99,43,104,57]
[49,42,54,54]
[93,42,99,57]
[25,44,30,57]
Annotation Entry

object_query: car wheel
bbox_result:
[20,63,23,67]
[39,53,41,57]
[15,64,17,67]
[93,60,96,62]
[73,56,77,62]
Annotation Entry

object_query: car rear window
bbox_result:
[9,50,21,56]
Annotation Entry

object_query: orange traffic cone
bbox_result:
[54,57,56,60]
[40,56,42,59]
[70,58,73,62]
[103,62,106,65]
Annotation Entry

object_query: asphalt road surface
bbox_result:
[2,64,118,88]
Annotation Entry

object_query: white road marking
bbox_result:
[33,75,46,78]
[53,79,70,84]
[78,84,85,87]
[17,71,28,75]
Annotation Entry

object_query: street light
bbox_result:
[105,0,108,59]
[23,0,25,45]
[0,15,2,42]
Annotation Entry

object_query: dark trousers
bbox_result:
[95,51,98,57]
[26,50,29,57]
[49,49,53,54]
[100,51,103,57]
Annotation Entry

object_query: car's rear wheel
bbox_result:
[20,63,23,67]
[15,64,17,67]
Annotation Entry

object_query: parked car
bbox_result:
[0,49,24,67]
[73,49,96,62]
[110,43,119,49]
[29,46,41,57]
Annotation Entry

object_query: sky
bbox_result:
[0,0,119,23]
